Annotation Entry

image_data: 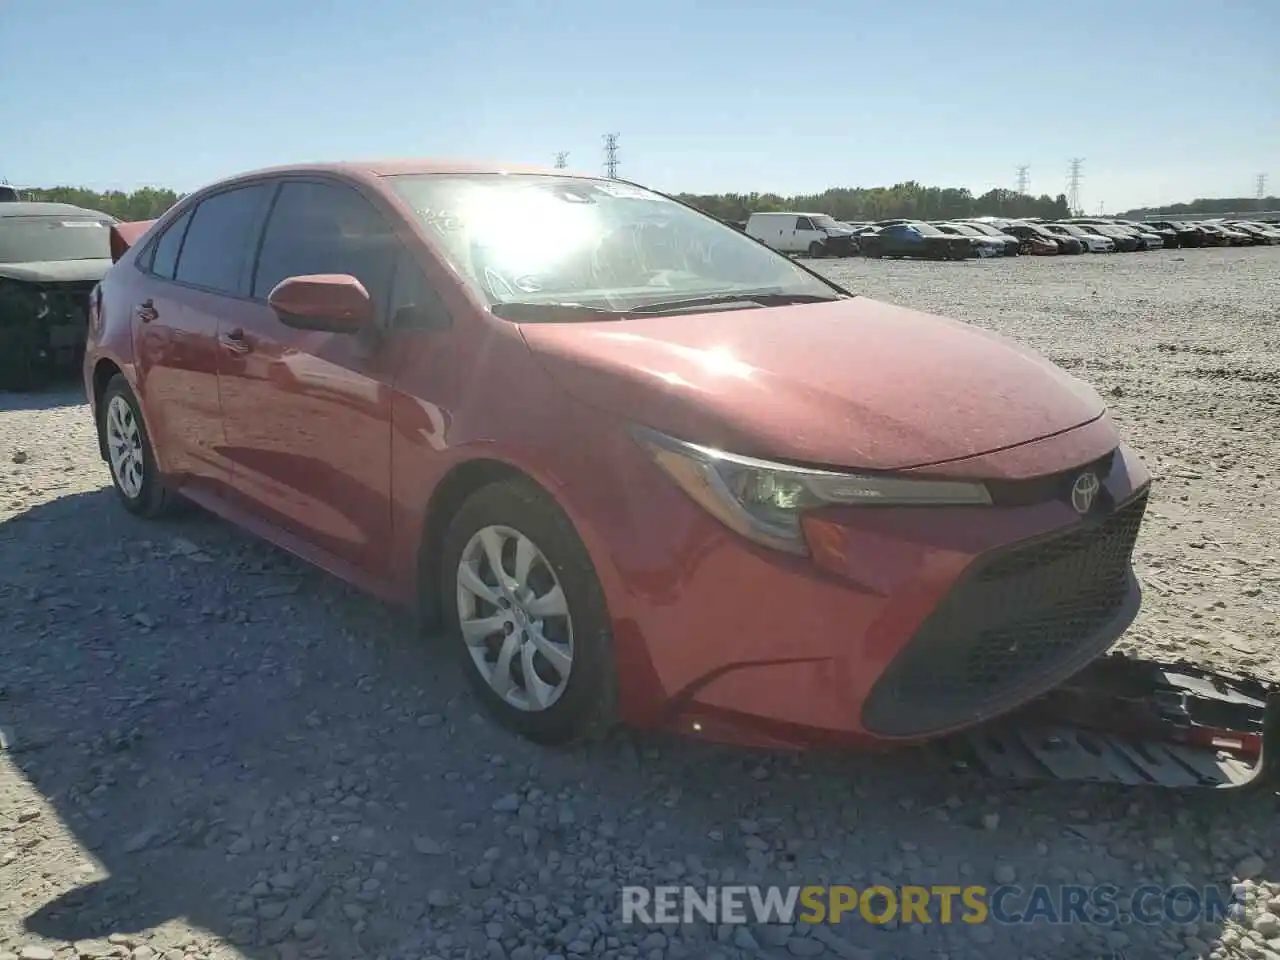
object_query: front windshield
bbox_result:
[0,216,113,264]
[1057,224,1087,237]
[386,174,838,312]
[811,215,844,231]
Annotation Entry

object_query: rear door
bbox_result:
[132,184,273,494]
[217,178,399,575]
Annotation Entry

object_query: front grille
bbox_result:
[39,280,96,322]
[985,450,1116,507]
[36,281,95,353]
[862,491,1148,737]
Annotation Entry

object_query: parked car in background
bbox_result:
[1197,222,1252,246]
[1188,223,1232,246]
[1000,221,1067,255]
[1070,223,1140,252]
[931,222,1005,257]
[1073,220,1162,251]
[1115,224,1165,251]
[1112,220,1177,248]
[1143,220,1207,247]
[0,201,118,389]
[1043,223,1115,253]
[0,185,20,203]
[745,212,859,257]
[858,222,975,259]
[955,221,1021,256]
[85,158,1154,749]
[1224,221,1280,244]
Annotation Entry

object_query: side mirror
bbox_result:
[267,274,375,333]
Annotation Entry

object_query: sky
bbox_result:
[2,0,1276,211]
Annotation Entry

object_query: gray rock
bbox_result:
[732,927,760,951]
[786,937,825,956]
[413,834,444,855]
[1238,855,1268,880]
[427,888,453,908]
[493,793,521,813]
[1252,912,1280,938]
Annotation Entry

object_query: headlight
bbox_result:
[632,426,991,555]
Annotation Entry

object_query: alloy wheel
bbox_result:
[455,524,574,712]
[106,395,145,499]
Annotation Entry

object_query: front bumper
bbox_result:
[823,235,859,256]
[612,425,1152,749]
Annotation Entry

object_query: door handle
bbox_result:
[219,328,253,354]
[136,300,158,323]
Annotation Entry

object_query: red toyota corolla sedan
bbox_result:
[85,160,1151,749]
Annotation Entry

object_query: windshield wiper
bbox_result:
[628,291,846,315]
[490,301,628,323]
[491,291,848,322]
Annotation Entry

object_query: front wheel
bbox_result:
[99,374,179,518]
[440,479,619,744]
[807,241,826,258]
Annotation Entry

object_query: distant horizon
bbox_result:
[8,174,1275,220]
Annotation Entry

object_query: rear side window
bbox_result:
[149,209,193,280]
[251,181,398,315]
[174,184,273,294]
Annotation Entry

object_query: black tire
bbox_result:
[439,478,619,745]
[99,374,179,518]
[807,241,826,258]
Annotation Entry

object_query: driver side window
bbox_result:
[252,180,399,322]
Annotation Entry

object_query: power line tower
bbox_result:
[602,133,620,179]
[1067,158,1084,216]
[1015,165,1030,196]
[1257,173,1268,200]
[554,152,568,169]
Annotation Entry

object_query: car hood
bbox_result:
[0,259,113,283]
[519,298,1107,471]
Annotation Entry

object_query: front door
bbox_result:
[217,179,400,576]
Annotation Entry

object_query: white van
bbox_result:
[745,212,856,257]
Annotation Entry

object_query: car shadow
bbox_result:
[1,488,1264,959]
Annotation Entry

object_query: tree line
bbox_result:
[673,183,1073,223]
[10,182,1273,225]
[18,186,184,221]
[1118,196,1279,219]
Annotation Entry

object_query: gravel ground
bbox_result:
[1,246,1278,960]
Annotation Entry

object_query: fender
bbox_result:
[393,436,636,626]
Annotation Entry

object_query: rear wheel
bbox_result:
[440,479,619,744]
[99,374,179,518]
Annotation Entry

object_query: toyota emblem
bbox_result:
[1070,471,1101,515]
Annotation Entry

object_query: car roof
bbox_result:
[0,201,114,219]
[214,158,604,187]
